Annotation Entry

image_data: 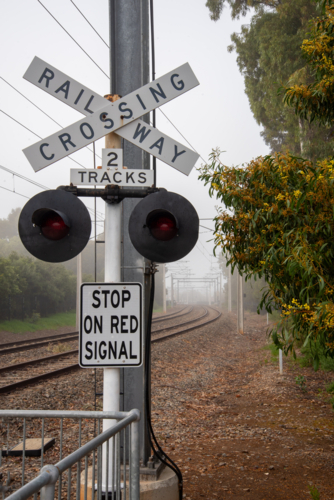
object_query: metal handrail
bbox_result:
[3,409,140,500]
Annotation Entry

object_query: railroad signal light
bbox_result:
[128,189,199,263]
[32,208,71,241]
[18,190,91,263]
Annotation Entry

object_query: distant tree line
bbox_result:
[0,252,77,320]
[0,208,80,320]
[206,0,333,162]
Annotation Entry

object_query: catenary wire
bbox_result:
[0,163,105,222]
[198,237,214,256]
[195,244,213,263]
[37,0,109,79]
[69,0,109,47]
[157,108,204,162]
[38,0,207,174]
[199,224,214,231]
[0,185,29,199]
[0,109,89,170]
[0,77,102,160]
[0,164,48,191]
[37,1,205,173]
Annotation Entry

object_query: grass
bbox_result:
[0,311,76,334]
[295,345,334,372]
[47,342,73,354]
[262,342,280,360]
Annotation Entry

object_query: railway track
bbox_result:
[152,305,192,323]
[0,306,221,394]
[0,306,193,357]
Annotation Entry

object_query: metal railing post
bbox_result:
[40,465,59,500]
[130,412,140,500]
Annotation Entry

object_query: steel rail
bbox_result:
[0,306,222,394]
[0,308,191,354]
[152,305,208,334]
[152,306,222,343]
[0,331,79,349]
[0,308,191,355]
[152,305,192,323]
[0,349,78,375]
[0,335,78,356]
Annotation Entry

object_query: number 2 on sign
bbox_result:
[102,148,123,169]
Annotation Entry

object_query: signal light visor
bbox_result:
[146,210,178,241]
[32,208,70,241]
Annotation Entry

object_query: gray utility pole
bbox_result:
[237,272,244,334]
[109,0,151,465]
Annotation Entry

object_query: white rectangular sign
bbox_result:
[23,59,199,172]
[79,282,142,367]
[71,168,154,186]
[102,148,123,169]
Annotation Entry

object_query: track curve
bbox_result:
[0,305,222,394]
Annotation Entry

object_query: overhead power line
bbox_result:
[37,0,109,79]
[0,76,101,160]
[0,109,88,169]
[0,164,48,190]
[0,185,29,200]
[199,224,214,231]
[35,1,204,172]
[0,163,105,222]
[69,0,109,48]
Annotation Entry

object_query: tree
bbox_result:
[199,0,334,370]
[205,0,280,21]
[206,0,334,161]
[0,208,20,240]
[199,148,334,367]
[283,0,334,126]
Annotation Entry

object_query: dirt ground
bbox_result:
[150,310,334,500]
[0,309,333,499]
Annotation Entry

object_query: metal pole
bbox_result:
[171,275,174,307]
[279,349,283,375]
[111,0,151,465]
[162,264,166,313]
[237,273,244,334]
[228,266,232,313]
[102,102,122,492]
[76,253,82,331]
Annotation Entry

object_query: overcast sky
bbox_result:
[0,0,269,285]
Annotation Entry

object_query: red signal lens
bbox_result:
[147,211,178,241]
[40,213,70,241]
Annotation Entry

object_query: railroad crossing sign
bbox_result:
[79,282,142,367]
[23,57,200,175]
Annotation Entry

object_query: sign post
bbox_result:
[21,7,200,490]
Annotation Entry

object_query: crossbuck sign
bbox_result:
[23,57,200,175]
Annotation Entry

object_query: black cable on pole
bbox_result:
[145,273,183,500]
[149,0,157,188]
[109,0,117,94]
